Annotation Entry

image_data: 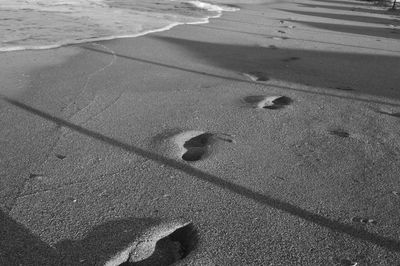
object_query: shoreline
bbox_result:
[0,0,239,53]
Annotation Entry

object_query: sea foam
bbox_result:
[0,0,239,52]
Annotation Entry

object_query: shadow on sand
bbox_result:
[194,23,400,53]
[1,96,400,263]
[2,14,400,262]
[82,41,400,106]
[150,36,400,100]
[281,8,399,25]
[1,209,191,265]
[291,20,400,39]
[56,217,162,265]
[0,209,59,265]
[310,0,375,6]
[299,3,398,15]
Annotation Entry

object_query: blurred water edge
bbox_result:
[0,0,238,52]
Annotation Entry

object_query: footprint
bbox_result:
[334,86,354,91]
[66,196,77,203]
[173,131,234,162]
[29,173,44,179]
[244,95,292,109]
[339,258,358,266]
[328,129,349,138]
[332,256,359,266]
[55,154,66,160]
[377,110,400,118]
[351,216,377,225]
[286,25,296,29]
[182,132,214,162]
[272,36,289,40]
[243,71,269,81]
[106,222,197,266]
[282,56,300,62]
[277,30,286,34]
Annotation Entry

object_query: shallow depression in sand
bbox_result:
[244,95,292,109]
[182,133,214,162]
[243,71,269,81]
[328,129,350,138]
[106,222,197,266]
[282,56,300,62]
[171,130,234,162]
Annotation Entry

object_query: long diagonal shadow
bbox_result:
[2,96,400,252]
[290,19,400,40]
[278,9,396,25]
[82,46,400,108]
[194,24,400,52]
[0,209,59,265]
[299,3,394,15]
[310,0,371,6]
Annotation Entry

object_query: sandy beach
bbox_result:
[1,0,400,265]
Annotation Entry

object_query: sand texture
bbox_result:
[1,0,400,265]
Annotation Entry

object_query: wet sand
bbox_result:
[1,0,400,265]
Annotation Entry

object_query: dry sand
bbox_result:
[1,0,400,265]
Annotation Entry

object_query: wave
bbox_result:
[0,0,239,52]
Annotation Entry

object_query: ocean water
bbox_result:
[0,0,239,52]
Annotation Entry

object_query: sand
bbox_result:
[1,0,400,265]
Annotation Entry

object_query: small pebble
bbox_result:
[67,197,77,203]
[351,216,376,225]
[340,258,358,266]
[29,173,44,180]
[55,154,66,160]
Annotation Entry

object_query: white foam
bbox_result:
[188,0,239,12]
[0,0,239,52]
[1,0,108,11]
[0,23,181,52]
